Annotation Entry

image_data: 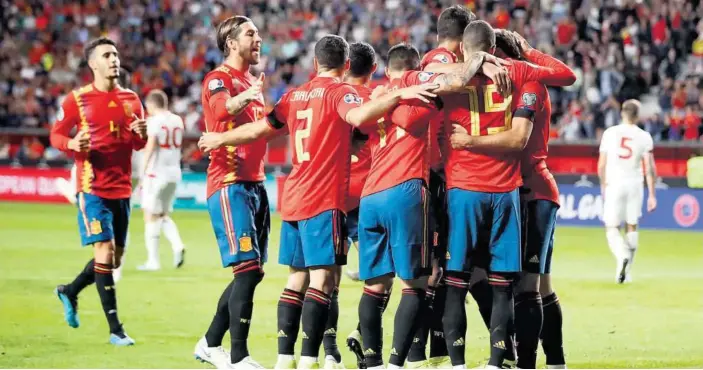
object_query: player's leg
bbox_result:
[139,177,162,270]
[407,259,441,367]
[298,210,346,369]
[160,181,185,267]
[515,199,558,369]
[344,207,361,281]
[623,184,644,282]
[540,234,566,369]
[603,184,628,282]
[323,266,344,368]
[276,221,307,369]
[486,190,523,368]
[443,188,485,368]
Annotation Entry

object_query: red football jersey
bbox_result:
[421,47,458,170]
[362,71,441,197]
[347,85,373,211]
[268,76,362,221]
[50,84,145,199]
[201,64,267,198]
[518,82,559,204]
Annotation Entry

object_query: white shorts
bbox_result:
[603,182,643,226]
[141,177,178,214]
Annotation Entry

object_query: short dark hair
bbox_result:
[349,42,376,78]
[146,89,168,108]
[495,30,522,60]
[462,20,496,53]
[314,35,349,70]
[387,43,420,72]
[216,16,253,57]
[437,5,476,41]
[84,37,117,61]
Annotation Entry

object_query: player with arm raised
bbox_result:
[440,21,576,369]
[449,30,570,369]
[199,35,437,370]
[192,16,269,369]
[137,89,186,272]
[50,37,147,346]
[598,99,656,284]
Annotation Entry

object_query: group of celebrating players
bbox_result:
[46,3,656,370]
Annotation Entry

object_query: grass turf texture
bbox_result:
[0,202,701,368]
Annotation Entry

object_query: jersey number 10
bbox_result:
[159,126,183,149]
[465,85,513,136]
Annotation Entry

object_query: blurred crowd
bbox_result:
[2,0,703,162]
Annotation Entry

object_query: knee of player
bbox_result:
[364,274,394,292]
[308,266,337,293]
[399,276,428,291]
[514,272,540,294]
[93,241,115,263]
[428,263,443,286]
[625,223,638,232]
[286,268,310,292]
[539,274,554,297]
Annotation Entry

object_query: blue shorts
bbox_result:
[358,179,432,281]
[207,182,270,268]
[447,188,522,273]
[522,199,558,274]
[77,192,130,247]
[279,209,347,268]
[346,207,360,244]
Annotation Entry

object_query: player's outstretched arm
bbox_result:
[511,33,576,87]
[449,118,533,152]
[198,119,276,154]
[644,151,658,212]
[344,84,438,127]
[427,53,511,96]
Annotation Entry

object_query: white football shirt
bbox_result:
[599,123,653,185]
[145,111,184,182]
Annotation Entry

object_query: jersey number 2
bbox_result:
[465,85,512,136]
[295,109,312,162]
[619,137,633,159]
[160,126,183,149]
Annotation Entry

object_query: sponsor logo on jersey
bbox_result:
[208,79,225,91]
[344,93,361,105]
[418,72,435,82]
[673,194,700,227]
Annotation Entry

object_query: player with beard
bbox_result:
[193,16,268,369]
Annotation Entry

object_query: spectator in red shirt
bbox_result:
[556,16,578,49]
[683,105,702,141]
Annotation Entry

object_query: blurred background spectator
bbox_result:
[2,0,703,164]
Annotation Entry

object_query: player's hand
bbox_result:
[240,73,265,104]
[371,85,388,100]
[198,132,224,154]
[396,83,439,104]
[481,62,511,97]
[647,196,657,212]
[450,123,472,149]
[68,129,90,152]
[483,52,512,67]
[130,114,147,139]
[512,31,533,54]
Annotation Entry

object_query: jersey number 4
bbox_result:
[295,109,312,162]
[465,85,512,136]
[159,125,183,149]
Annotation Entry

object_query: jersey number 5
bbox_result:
[619,137,633,159]
[160,126,183,149]
[295,109,312,162]
[465,85,513,136]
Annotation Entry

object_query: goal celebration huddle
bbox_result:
[48,3,660,370]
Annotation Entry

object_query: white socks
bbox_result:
[625,231,639,272]
[144,218,163,268]
[605,227,626,260]
[162,216,185,253]
[297,356,318,369]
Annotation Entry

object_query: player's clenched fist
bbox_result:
[130,114,147,139]
[68,129,90,152]
[449,123,472,149]
[198,132,224,154]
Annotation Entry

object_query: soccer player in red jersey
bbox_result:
[440,21,575,369]
[450,30,568,369]
[50,37,147,346]
[198,35,437,369]
[192,16,269,369]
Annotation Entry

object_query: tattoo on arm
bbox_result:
[435,52,485,93]
[226,95,250,116]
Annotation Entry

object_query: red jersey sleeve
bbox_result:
[421,48,457,70]
[331,84,363,122]
[203,71,236,122]
[50,93,80,154]
[266,91,291,130]
[514,81,546,121]
[509,55,576,87]
[391,71,442,133]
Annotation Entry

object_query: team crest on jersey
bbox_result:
[522,92,537,107]
[239,236,253,252]
[56,107,64,121]
[418,72,435,82]
[344,93,361,105]
[208,79,225,91]
[433,54,450,63]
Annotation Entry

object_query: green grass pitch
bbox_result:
[1,202,702,368]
